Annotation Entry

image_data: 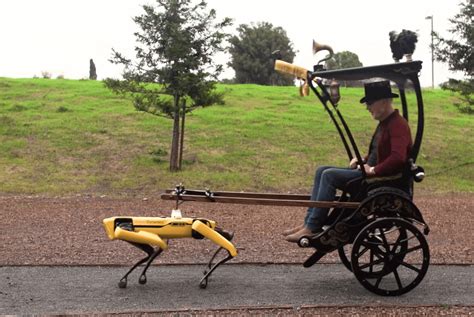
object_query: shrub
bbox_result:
[41,71,52,79]
[441,79,473,114]
[150,148,168,163]
[56,106,70,113]
[10,104,27,112]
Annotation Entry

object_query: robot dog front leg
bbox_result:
[191,220,237,289]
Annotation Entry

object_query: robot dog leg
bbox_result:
[108,221,169,288]
[116,242,161,288]
[191,220,237,288]
[103,215,237,289]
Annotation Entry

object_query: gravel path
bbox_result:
[1,264,473,315]
[0,193,472,265]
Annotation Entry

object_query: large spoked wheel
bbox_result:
[338,244,353,272]
[341,225,409,274]
[351,218,429,296]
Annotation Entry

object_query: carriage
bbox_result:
[104,52,430,296]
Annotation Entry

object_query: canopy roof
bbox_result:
[313,61,422,87]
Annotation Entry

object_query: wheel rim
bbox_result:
[338,244,353,272]
[339,227,407,275]
[351,218,430,296]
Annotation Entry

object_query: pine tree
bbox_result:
[435,0,473,113]
[105,0,232,170]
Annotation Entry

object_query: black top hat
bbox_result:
[360,80,399,104]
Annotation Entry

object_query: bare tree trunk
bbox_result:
[178,99,186,170]
[169,94,180,171]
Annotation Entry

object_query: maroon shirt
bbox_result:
[372,110,412,176]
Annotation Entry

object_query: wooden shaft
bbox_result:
[164,189,310,200]
[160,193,359,209]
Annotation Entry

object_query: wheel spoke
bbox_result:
[359,257,385,270]
[373,248,384,260]
[357,245,369,258]
[396,259,421,273]
[369,249,374,273]
[362,241,387,257]
[393,268,403,289]
[374,275,383,288]
[379,227,390,252]
[396,244,422,257]
[391,230,404,253]
[362,240,383,248]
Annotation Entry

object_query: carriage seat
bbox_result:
[345,158,425,201]
[342,164,422,202]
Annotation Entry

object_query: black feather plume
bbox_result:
[389,29,418,62]
[389,31,404,61]
[399,29,418,54]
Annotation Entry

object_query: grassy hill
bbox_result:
[0,78,472,195]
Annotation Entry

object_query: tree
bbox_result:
[229,22,296,85]
[434,0,473,113]
[325,51,363,70]
[105,0,232,171]
[325,51,363,87]
[89,59,97,80]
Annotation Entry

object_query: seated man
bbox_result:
[285,80,413,242]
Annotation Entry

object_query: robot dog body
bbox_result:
[103,213,236,289]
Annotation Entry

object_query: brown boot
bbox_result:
[285,226,314,243]
[282,224,305,236]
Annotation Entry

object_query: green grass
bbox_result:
[0,77,472,195]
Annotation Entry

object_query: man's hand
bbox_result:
[349,157,358,169]
[363,164,376,176]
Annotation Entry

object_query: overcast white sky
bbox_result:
[0,0,464,87]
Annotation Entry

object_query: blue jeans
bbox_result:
[304,166,362,231]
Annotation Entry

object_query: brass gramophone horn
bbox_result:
[312,39,334,65]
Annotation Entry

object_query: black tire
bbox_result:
[339,227,407,275]
[338,244,353,272]
[351,217,429,296]
[368,186,411,200]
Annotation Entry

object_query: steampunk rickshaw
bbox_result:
[104,44,430,296]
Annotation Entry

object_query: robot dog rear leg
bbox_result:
[118,242,154,289]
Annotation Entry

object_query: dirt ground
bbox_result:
[0,192,472,266]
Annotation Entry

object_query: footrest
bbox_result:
[303,250,326,268]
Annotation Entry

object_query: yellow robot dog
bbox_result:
[103,186,237,289]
